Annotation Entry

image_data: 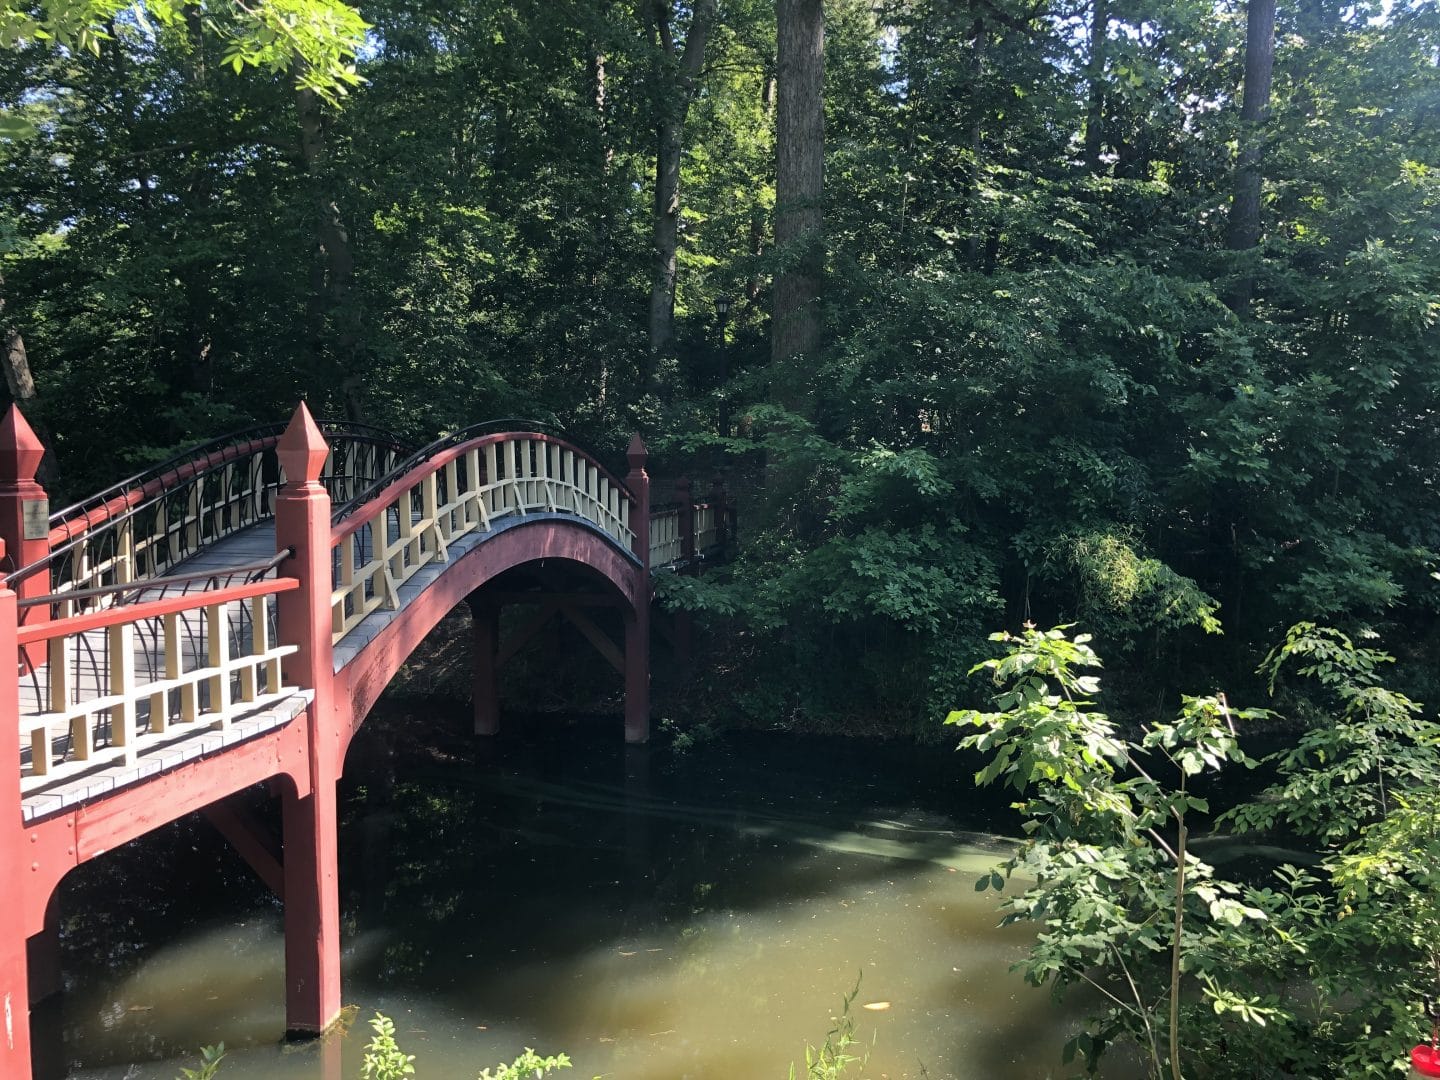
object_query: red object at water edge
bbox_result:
[1413,1044,1440,1077]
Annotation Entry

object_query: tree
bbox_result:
[1224,0,1276,313]
[0,0,366,116]
[770,0,823,405]
[296,75,363,416]
[1084,0,1108,171]
[951,626,1272,1078]
[643,0,717,359]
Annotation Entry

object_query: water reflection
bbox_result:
[51,713,1102,1079]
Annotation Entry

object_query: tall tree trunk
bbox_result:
[965,18,987,269]
[296,80,363,418]
[181,13,214,398]
[746,71,777,307]
[770,0,824,408]
[590,42,613,177]
[645,0,716,358]
[1084,0,1108,171]
[649,119,684,356]
[1225,0,1277,315]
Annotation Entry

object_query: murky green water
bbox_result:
[41,710,1106,1079]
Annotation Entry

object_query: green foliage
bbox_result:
[787,982,871,1080]
[0,0,366,102]
[361,1013,416,1080]
[1047,530,1222,638]
[1215,624,1440,1077]
[176,1044,226,1080]
[474,1048,572,1080]
[358,1011,573,1080]
[957,623,1440,1077]
[1221,623,1440,842]
[949,625,1271,1078]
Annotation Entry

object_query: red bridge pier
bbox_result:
[274,407,344,1038]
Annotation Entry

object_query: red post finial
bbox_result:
[277,402,329,486]
[626,434,648,473]
[0,404,44,485]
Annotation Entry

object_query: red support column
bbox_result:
[0,541,35,1079]
[469,595,500,736]
[273,404,342,1040]
[624,436,651,744]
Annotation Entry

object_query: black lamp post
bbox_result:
[714,295,732,436]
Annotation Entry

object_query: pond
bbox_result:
[38,705,1107,1079]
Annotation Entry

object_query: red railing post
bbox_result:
[272,403,342,1039]
[624,436,650,744]
[0,539,34,1078]
[0,408,48,598]
[0,407,49,667]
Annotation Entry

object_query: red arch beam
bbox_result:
[332,518,644,761]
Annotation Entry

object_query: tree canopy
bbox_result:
[1,0,1438,724]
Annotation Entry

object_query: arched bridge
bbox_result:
[0,403,733,1078]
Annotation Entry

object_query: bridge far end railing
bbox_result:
[0,409,411,624]
[649,476,734,572]
[329,430,641,643]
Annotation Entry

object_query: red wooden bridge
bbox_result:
[0,403,732,1077]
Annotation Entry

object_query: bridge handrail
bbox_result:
[4,421,413,604]
[330,430,634,541]
[329,430,638,643]
[19,572,302,795]
[650,505,683,567]
[331,418,586,525]
[693,501,719,555]
[647,498,726,570]
[16,551,292,612]
[18,576,296,644]
[48,420,409,539]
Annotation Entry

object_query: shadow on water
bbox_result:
[44,702,1130,1080]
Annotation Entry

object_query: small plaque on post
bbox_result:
[22,498,49,541]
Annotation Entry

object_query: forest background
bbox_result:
[1,0,1438,734]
